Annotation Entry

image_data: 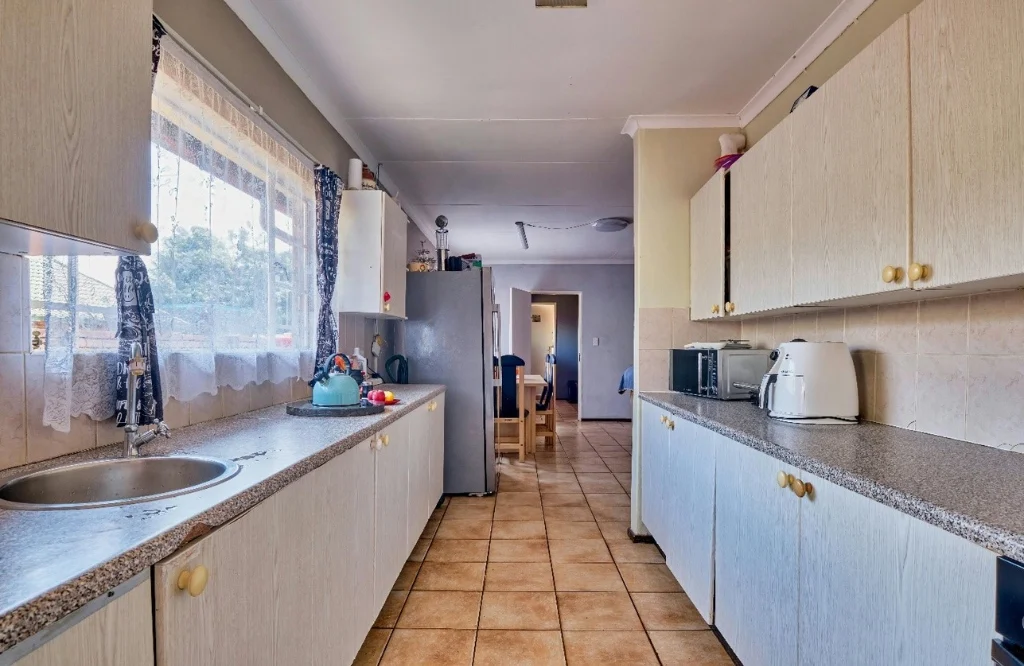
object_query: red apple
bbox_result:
[369,390,385,402]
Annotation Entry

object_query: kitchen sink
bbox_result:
[0,455,241,510]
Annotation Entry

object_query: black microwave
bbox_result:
[670,348,771,400]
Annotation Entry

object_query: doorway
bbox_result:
[531,292,580,416]
[530,303,556,375]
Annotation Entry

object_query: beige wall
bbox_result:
[741,291,1024,451]
[154,0,358,173]
[744,0,923,145]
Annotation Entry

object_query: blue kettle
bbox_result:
[308,354,362,407]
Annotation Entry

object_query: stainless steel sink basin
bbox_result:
[0,455,241,510]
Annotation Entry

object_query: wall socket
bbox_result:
[592,337,599,346]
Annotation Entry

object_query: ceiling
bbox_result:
[226,0,856,264]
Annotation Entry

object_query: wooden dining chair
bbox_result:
[534,355,557,447]
[494,366,527,462]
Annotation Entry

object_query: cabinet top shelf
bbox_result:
[639,391,1024,561]
[0,384,446,656]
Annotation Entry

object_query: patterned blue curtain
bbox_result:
[115,257,164,426]
[315,166,342,370]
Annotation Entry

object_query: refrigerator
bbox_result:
[404,269,498,494]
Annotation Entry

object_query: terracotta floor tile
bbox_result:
[603,459,633,473]
[586,493,631,507]
[479,591,559,630]
[570,460,610,473]
[353,628,391,666]
[409,538,431,562]
[608,541,665,564]
[490,520,546,540]
[591,505,631,521]
[498,477,539,492]
[488,539,550,563]
[598,450,631,458]
[545,521,603,540]
[562,631,659,666]
[535,462,576,473]
[541,494,589,508]
[648,630,734,665]
[473,630,565,666]
[393,562,421,591]
[548,539,612,563]
[381,629,475,666]
[631,593,707,630]
[421,519,441,539]
[449,495,496,507]
[374,590,409,628]
[598,520,634,540]
[538,479,583,494]
[576,473,625,494]
[543,506,595,523]
[430,505,448,521]
[435,519,493,540]
[484,562,554,591]
[397,591,482,629]
[537,471,577,482]
[444,503,496,520]
[556,592,643,630]
[552,563,626,592]
[618,563,683,592]
[494,492,542,508]
[414,562,486,591]
[426,539,490,563]
[493,504,544,521]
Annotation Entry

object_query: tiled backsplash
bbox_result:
[640,293,1024,452]
[0,251,313,473]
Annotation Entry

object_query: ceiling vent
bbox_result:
[536,0,587,7]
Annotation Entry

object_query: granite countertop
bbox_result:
[0,384,445,655]
[640,391,1024,561]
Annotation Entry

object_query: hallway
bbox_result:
[354,401,734,665]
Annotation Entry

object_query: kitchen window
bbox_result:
[31,37,317,420]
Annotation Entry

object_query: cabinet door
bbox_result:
[154,484,312,665]
[714,435,799,666]
[730,121,792,315]
[910,0,1024,288]
[14,580,153,666]
[382,194,408,318]
[667,422,716,624]
[406,404,432,551]
[0,0,151,254]
[312,438,376,666]
[429,394,446,508]
[374,420,410,609]
[690,172,726,321]
[335,191,384,314]
[797,472,906,665]
[895,515,995,666]
[640,403,667,540]
[791,17,911,304]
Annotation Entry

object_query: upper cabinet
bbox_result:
[689,171,727,320]
[334,190,409,319]
[791,16,911,304]
[730,119,792,316]
[0,0,153,255]
[910,0,1024,289]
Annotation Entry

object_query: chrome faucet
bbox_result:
[124,341,170,457]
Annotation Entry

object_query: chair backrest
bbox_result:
[499,355,526,415]
[538,356,557,410]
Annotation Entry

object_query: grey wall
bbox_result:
[154,0,357,174]
[490,265,633,420]
[531,294,578,399]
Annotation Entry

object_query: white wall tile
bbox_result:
[637,349,670,391]
[706,319,742,343]
[967,355,1024,448]
[969,290,1024,355]
[915,355,967,440]
[222,384,252,417]
[851,351,876,421]
[189,391,224,425]
[669,308,706,349]
[844,306,878,351]
[0,254,26,353]
[919,297,968,354]
[0,354,26,468]
[816,310,845,343]
[877,302,918,355]
[639,307,673,350]
[874,353,917,430]
[792,313,817,342]
[251,381,275,410]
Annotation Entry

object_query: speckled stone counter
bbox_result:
[640,391,1024,561]
[0,384,444,655]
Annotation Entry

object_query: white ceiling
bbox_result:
[226,0,857,264]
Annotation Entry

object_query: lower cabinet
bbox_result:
[13,578,153,666]
[152,393,444,666]
[428,394,445,509]
[640,403,996,666]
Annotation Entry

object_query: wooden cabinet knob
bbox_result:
[383,302,391,312]
[777,471,789,488]
[177,565,209,597]
[374,437,383,451]
[382,434,390,447]
[725,302,735,313]
[660,415,668,424]
[881,266,903,284]
[134,222,159,244]
[791,478,807,498]
[908,263,930,282]
[712,304,720,314]
[667,420,675,430]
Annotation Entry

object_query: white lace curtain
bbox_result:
[35,39,317,431]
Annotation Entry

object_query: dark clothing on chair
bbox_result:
[499,355,526,416]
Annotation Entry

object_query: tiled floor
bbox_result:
[355,401,735,665]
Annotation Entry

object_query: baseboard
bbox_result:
[627,528,656,544]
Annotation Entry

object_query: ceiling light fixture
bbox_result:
[591,217,633,232]
[513,217,632,250]
[515,221,529,249]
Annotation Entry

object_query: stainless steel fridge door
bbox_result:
[405,270,495,494]
[480,268,496,492]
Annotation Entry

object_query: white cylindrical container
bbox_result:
[347,158,363,190]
